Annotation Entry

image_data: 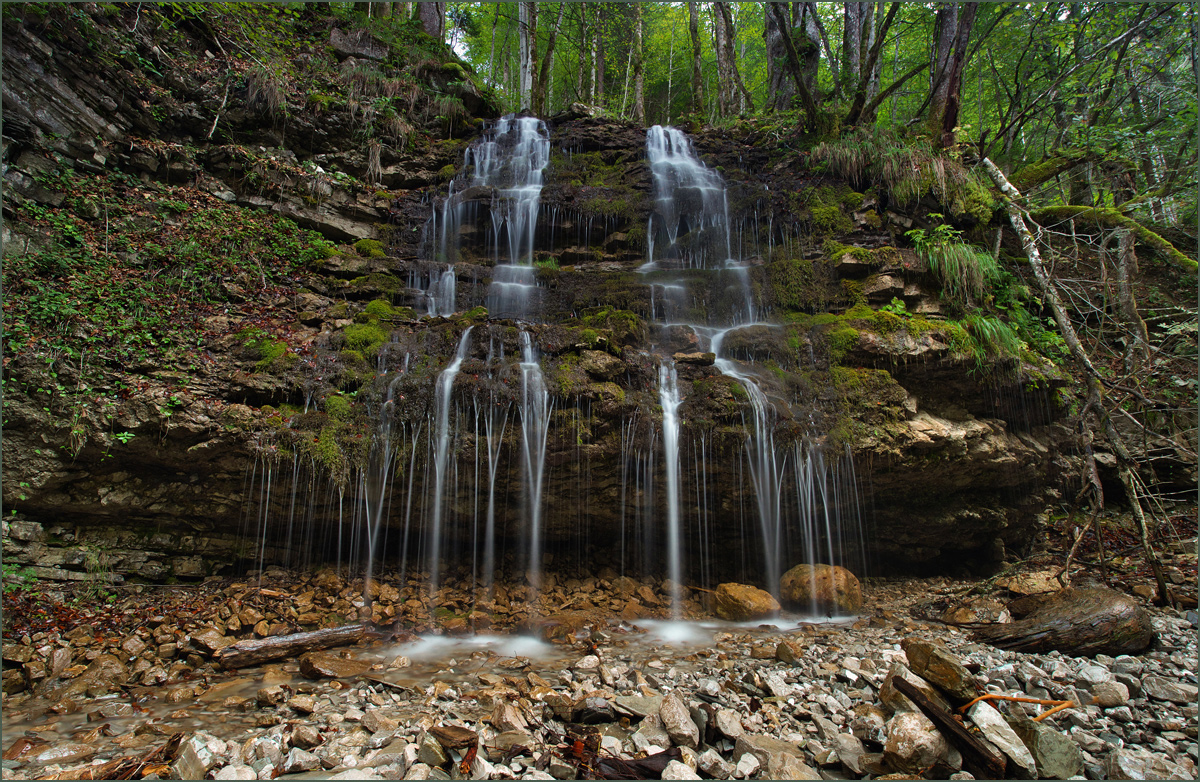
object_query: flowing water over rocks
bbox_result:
[3,574,1196,780]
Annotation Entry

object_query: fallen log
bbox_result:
[971,587,1155,657]
[214,623,369,669]
[892,676,1007,781]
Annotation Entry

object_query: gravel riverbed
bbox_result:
[2,575,1196,780]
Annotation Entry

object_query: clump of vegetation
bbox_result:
[354,238,386,257]
[810,127,994,222]
[906,217,999,308]
[344,322,390,353]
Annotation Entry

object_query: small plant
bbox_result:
[3,564,37,596]
[906,217,999,308]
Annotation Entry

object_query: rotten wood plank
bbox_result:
[213,623,369,669]
[892,675,1007,780]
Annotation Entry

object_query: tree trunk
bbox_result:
[531,2,566,116]
[213,624,370,669]
[418,1,444,41]
[632,3,646,123]
[689,2,704,114]
[595,6,605,105]
[518,2,537,110]
[926,2,977,147]
[768,2,820,128]
[712,3,733,115]
[1115,230,1152,368]
[841,2,868,98]
[717,2,754,113]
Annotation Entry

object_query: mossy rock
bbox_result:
[354,238,386,258]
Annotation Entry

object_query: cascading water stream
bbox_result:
[658,362,684,618]
[428,327,473,600]
[518,330,552,601]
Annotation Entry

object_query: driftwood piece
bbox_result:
[892,677,1007,780]
[971,587,1155,657]
[214,623,369,669]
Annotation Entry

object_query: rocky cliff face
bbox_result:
[2,5,1078,589]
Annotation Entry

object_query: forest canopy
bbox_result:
[367,1,1195,228]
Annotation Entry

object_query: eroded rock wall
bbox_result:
[2,6,1078,586]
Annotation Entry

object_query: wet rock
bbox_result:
[775,639,805,664]
[190,628,233,655]
[1141,675,1198,704]
[966,702,1036,778]
[299,652,371,679]
[673,352,715,366]
[283,747,321,773]
[292,725,323,749]
[713,583,780,621]
[1007,711,1084,780]
[633,714,672,751]
[574,696,615,724]
[256,685,285,706]
[404,762,433,779]
[32,743,97,765]
[362,711,398,734]
[172,734,219,780]
[779,564,863,614]
[214,764,257,780]
[660,691,700,749]
[901,638,980,702]
[883,711,949,773]
[429,725,478,750]
[492,702,529,733]
[47,654,127,700]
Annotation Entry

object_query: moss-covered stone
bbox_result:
[353,238,385,257]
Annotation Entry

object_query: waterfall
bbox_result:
[465,115,551,321]
[646,124,734,271]
[428,327,473,599]
[518,329,551,600]
[658,361,684,618]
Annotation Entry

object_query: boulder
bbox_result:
[660,692,700,749]
[966,702,1036,778]
[1006,710,1084,780]
[779,564,863,615]
[883,711,949,774]
[713,583,780,621]
[901,638,981,702]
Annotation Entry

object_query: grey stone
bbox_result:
[733,733,803,768]
[834,733,866,775]
[1091,680,1129,708]
[416,732,447,767]
[714,708,744,739]
[1008,712,1084,780]
[214,765,257,780]
[967,702,1036,779]
[1106,745,1194,780]
[613,694,664,718]
[697,748,734,780]
[1141,676,1198,704]
[883,711,949,774]
[660,691,700,749]
[766,752,822,779]
[661,760,702,780]
[283,748,320,774]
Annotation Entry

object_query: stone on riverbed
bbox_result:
[779,564,863,614]
[883,711,949,773]
[299,652,371,679]
[714,583,779,621]
[660,691,700,748]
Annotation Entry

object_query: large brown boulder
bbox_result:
[714,583,780,621]
[779,564,863,615]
